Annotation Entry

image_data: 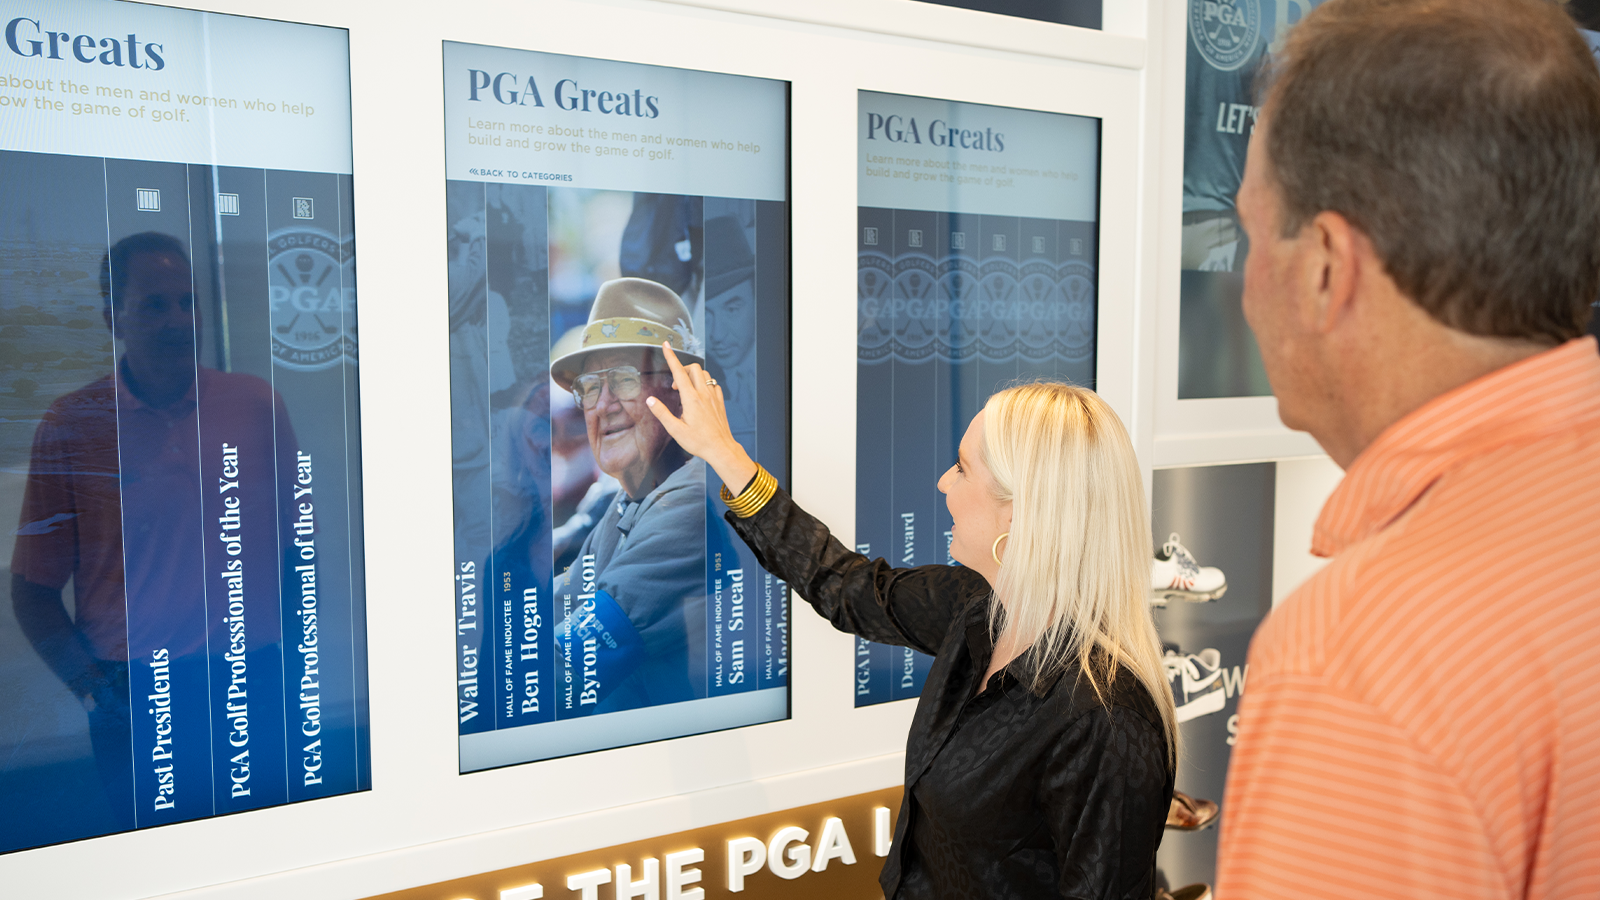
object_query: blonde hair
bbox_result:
[981,382,1177,762]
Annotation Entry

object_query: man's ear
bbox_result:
[1307,210,1361,333]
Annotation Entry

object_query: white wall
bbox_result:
[1272,456,1344,607]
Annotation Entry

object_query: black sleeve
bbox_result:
[724,486,990,655]
[1049,703,1173,900]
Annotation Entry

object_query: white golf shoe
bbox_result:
[1150,533,1227,606]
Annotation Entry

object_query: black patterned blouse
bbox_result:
[727,487,1173,900]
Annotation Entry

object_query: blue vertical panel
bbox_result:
[891,205,940,537]
[855,208,896,570]
[190,164,289,812]
[1017,217,1059,387]
[931,210,957,557]
[103,158,215,827]
[1056,220,1098,387]
[977,215,1022,398]
[486,183,554,727]
[854,208,896,706]
[853,635,891,707]
[264,169,361,799]
[334,173,372,791]
[943,212,984,458]
[889,208,939,703]
[0,150,130,848]
[445,182,493,735]
[753,198,791,692]
[926,210,959,694]
[705,197,758,699]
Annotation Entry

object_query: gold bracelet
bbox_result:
[720,465,778,518]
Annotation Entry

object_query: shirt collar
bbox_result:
[1313,337,1600,557]
[961,598,1069,698]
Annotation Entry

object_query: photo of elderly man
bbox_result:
[449,180,784,767]
[550,276,709,713]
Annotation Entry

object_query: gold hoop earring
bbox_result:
[992,532,1010,566]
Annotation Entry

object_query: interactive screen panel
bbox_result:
[442,44,790,771]
[0,0,368,852]
[854,90,1099,705]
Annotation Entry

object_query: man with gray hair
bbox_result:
[1220,0,1600,896]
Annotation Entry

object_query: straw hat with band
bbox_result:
[551,277,705,391]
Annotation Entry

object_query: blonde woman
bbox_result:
[647,344,1178,900]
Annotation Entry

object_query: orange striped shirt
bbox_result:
[1217,337,1600,900]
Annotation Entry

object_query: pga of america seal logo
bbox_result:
[1190,0,1262,72]
[268,227,357,371]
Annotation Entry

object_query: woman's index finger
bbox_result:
[660,341,690,384]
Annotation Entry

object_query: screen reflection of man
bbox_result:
[11,232,294,827]
[550,277,708,711]
[449,207,507,539]
[447,203,543,567]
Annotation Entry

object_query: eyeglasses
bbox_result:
[571,365,668,409]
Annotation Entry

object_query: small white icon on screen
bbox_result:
[863,226,879,246]
[1032,235,1046,254]
[951,232,966,250]
[907,229,922,248]
[992,233,1006,252]
[218,194,241,216]
[292,197,314,219]
[136,189,160,212]
[1070,238,1084,256]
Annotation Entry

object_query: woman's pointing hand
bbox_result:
[646,342,759,492]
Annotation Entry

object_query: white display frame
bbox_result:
[0,1,1153,897]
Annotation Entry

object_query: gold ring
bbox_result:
[705,377,718,387]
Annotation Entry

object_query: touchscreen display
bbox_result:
[854,90,1099,705]
[443,44,790,771]
[0,0,367,852]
